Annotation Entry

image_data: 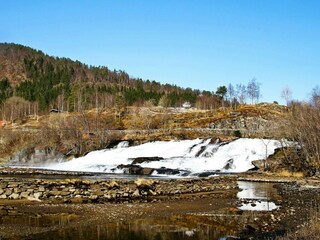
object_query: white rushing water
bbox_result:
[36,138,286,177]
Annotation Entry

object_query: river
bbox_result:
[0,181,282,240]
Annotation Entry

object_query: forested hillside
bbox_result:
[0,43,221,121]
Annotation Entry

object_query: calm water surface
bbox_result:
[0,181,281,240]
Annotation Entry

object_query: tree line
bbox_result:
[0,43,222,121]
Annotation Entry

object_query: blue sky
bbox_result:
[1,0,319,104]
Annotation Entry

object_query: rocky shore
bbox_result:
[1,168,320,239]
[0,169,238,203]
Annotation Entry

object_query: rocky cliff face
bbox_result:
[210,115,280,137]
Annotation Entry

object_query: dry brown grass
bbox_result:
[277,170,304,178]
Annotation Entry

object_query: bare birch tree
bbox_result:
[281,86,292,106]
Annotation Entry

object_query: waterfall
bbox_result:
[12,138,288,177]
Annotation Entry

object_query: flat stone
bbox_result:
[49,191,61,196]
[34,192,43,199]
[0,194,7,199]
[60,191,70,196]
[5,189,12,196]
[90,184,101,190]
[9,193,20,200]
[13,188,21,193]
[93,190,104,196]
[20,192,30,199]
[8,183,18,188]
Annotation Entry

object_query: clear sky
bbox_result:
[1,0,319,104]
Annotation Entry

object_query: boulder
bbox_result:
[132,189,140,197]
[135,178,155,191]
[117,164,154,175]
[34,192,43,199]
[224,159,235,170]
[49,190,62,196]
[154,167,188,176]
[252,160,266,170]
[9,193,20,200]
[5,189,12,196]
[20,192,30,199]
[131,157,164,165]
[0,194,7,199]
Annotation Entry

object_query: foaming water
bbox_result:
[9,138,289,177]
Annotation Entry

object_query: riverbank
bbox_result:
[1,169,320,239]
[0,169,238,203]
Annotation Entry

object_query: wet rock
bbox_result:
[154,167,183,175]
[198,171,220,177]
[252,160,265,170]
[141,168,154,175]
[224,159,235,170]
[131,157,164,164]
[117,164,154,175]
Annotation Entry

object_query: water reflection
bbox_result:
[31,216,239,240]
[237,181,280,211]
[0,181,282,239]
